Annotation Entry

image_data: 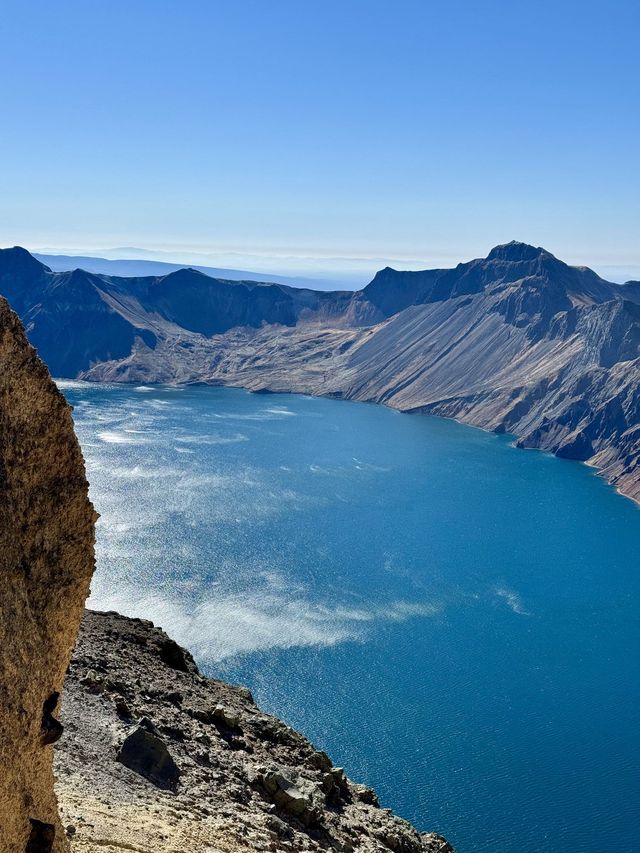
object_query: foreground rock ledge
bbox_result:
[0,297,96,853]
[56,610,454,853]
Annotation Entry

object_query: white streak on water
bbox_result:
[174,433,249,445]
[97,431,150,445]
[55,379,94,390]
[265,407,296,416]
[211,409,298,421]
[88,585,442,662]
[495,586,531,616]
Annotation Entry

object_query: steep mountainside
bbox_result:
[1,242,639,501]
[56,611,453,853]
[0,248,352,376]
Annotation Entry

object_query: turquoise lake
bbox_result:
[61,381,640,853]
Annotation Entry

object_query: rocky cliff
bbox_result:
[55,610,453,853]
[1,242,638,501]
[0,297,96,852]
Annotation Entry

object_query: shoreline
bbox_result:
[59,375,640,510]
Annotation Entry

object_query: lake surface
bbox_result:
[61,381,640,853]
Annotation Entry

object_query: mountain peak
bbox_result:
[486,241,549,263]
[0,246,50,275]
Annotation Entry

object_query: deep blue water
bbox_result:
[61,381,640,853]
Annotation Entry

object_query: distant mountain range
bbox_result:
[1,242,639,502]
[33,253,345,292]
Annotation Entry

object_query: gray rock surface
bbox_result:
[55,610,454,853]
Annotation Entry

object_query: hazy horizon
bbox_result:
[27,241,640,287]
[2,0,638,283]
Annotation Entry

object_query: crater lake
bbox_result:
[61,382,640,853]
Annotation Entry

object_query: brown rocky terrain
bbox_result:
[55,610,453,853]
[0,297,96,852]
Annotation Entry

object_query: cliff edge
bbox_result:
[55,610,454,853]
[0,297,96,852]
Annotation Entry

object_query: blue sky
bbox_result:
[1,0,638,283]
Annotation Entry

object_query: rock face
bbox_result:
[1,242,638,501]
[56,610,453,853]
[0,298,95,852]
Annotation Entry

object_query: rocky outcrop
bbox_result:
[55,610,453,853]
[0,297,95,852]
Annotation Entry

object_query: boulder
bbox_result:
[117,727,181,791]
[212,704,241,730]
[261,770,322,826]
[421,833,456,852]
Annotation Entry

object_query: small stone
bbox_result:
[165,690,183,706]
[80,669,104,694]
[113,695,132,719]
[261,770,321,826]
[266,814,293,839]
[310,749,333,771]
[237,686,255,703]
[138,716,159,734]
[421,833,456,853]
[194,748,211,767]
[104,678,129,696]
[161,724,186,741]
[213,705,241,730]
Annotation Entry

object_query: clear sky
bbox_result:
[1,0,638,283]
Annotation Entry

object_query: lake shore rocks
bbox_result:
[55,609,454,853]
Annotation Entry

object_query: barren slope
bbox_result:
[55,611,453,853]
